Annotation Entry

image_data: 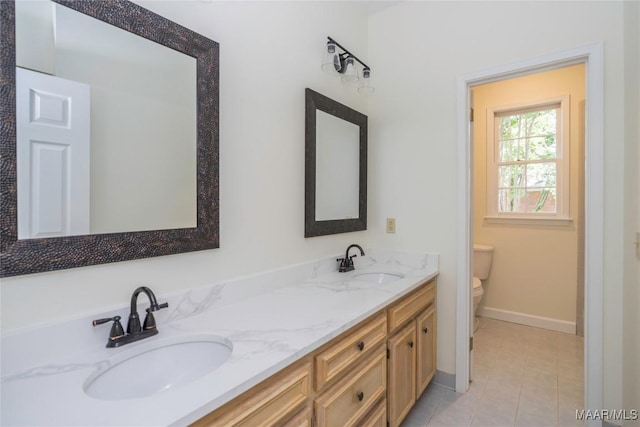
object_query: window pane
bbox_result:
[499,115,523,140]
[494,103,562,217]
[498,188,526,213]
[527,135,557,160]
[499,138,520,162]
[526,188,557,213]
[526,162,556,188]
[498,165,525,188]
[521,109,556,136]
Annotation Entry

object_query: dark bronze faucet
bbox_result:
[92,286,168,348]
[337,244,365,273]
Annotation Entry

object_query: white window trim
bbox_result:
[485,95,571,223]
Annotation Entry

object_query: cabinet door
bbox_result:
[416,305,436,398]
[387,322,416,427]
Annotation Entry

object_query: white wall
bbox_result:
[472,65,585,326]
[367,0,626,410]
[1,1,372,333]
[623,0,640,421]
[15,0,55,74]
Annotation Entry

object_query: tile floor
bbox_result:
[401,317,585,427]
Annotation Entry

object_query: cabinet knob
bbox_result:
[408,341,414,348]
[423,327,429,334]
[356,391,364,402]
[357,341,365,351]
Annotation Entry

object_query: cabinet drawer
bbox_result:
[315,347,386,427]
[193,362,311,427]
[388,279,435,333]
[315,312,387,389]
[282,406,312,427]
[359,399,387,427]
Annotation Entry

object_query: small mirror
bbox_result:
[305,88,367,237]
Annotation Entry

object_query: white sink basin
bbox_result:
[84,334,232,400]
[352,272,405,284]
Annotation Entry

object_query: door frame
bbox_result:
[455,42,604,425]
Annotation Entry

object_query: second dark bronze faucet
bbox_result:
[337,244,365,273]
[92,286,168,348]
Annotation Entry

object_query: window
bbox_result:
[486,96,570,223]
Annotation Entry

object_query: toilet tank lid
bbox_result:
[473,243,494,252]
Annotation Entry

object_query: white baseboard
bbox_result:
[477,306,576,334]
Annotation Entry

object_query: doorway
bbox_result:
[455,43,604,424]
[471,64,585,336]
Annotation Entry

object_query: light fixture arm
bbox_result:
[327,37,371,72]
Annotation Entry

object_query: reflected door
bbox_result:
[16,67,90,239]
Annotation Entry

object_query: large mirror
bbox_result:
[0,0,220,277]
[305,88,367,237]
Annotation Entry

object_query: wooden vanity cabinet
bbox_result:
[192,278,437,427]
[386,279,437,427]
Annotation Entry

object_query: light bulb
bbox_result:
[321,41,341,74]
[357,68,375,94]
[341,57,358,84]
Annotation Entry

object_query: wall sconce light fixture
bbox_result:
[321,36,374,94]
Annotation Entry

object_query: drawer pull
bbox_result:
[423,327,429,334]
[357,341,365,351]
[408,341,414,348]
[357,391,364,402]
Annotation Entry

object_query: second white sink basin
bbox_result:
[352,272,405,284]
[84,334,232,401]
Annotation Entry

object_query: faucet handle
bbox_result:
[143,302,168,330]
[143,308,157,330]
[92,315,125,341]
[149,301,169,311]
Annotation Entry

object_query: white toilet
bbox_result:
[473,243,494,331]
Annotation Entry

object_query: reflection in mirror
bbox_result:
[0,0,219,277]
[15,0,197,239]
[315,110,359,221]
[305,88,367,237]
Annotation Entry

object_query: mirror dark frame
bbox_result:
[305,88,367,237]
[0,0,219,277]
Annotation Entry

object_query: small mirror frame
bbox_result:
[305,88,367,237]
[0,0,220,277]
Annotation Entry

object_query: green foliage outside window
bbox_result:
[497,108,559,214]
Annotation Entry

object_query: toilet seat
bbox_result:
[473,277,482,289]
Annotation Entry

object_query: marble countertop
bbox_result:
[1,249,438,426]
